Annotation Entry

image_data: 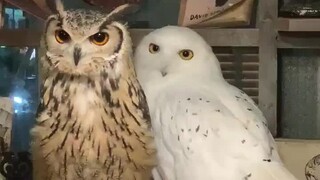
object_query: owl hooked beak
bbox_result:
[73,47,82,66]
[161,70,167,77]
[160,66,168,77]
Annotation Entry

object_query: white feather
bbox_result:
[134,26,297,180]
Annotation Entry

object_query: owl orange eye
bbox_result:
[149,43,160,54]
[90,32,109,46]
[55,29,70,44]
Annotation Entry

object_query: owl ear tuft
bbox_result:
[107,4,140,20]
[55,0,65,14]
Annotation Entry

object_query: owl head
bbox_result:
[134,26,224,86]
[43,0,133,76]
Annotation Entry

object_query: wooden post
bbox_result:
[257,0,278,136]
[0,0,3,29]
[232,48,245,90]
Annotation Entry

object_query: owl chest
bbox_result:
[42,84,112,151]
[40,88,115,166]
[69,89,102,126]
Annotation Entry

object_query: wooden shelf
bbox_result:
[277,32,320,49]
[277,18,320,48]
[277,18,320,32]
[0,28,259,47]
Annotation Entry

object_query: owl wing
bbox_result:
[160,93,296,180]
[221,84,282,160]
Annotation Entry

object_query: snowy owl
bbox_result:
[133,25,297,180]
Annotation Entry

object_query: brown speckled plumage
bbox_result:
[31,2,156,180]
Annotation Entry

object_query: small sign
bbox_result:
[178,0,244,26]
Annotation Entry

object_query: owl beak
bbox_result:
[161,70,167,77]
[73,47,82,66]
[160,66,168,77]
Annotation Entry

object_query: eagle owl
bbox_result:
[30,1,156,180]
[305,154,320,180]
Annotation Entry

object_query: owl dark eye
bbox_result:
[179,49,194,60]
[149,43,160,54]
[55,29,70,44]
[90,32,109,46]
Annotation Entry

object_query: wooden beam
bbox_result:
[131,28,259,47]
[0,28,259,47]
[257,0,278,136]
[195,28,259,47]
[0,29,42,46]
[277,32,320,49]
[32,0,53,14]
[0,0,3,28]
[4,0,48,20]
[278,18,320,32]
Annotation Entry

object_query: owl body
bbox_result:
[134,26,297,180]
[31,2,156,180]
[147,77,287,180]
[305,154,320,180]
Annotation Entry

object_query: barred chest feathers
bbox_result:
[31,69,156,179]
